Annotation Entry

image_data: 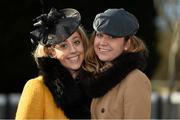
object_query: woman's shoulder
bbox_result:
[23,76,45,92]
[124,69,151,89]
[18,76,47,103]
[26,76,44,85]
[126,69,150,81]
[16,76,46,119]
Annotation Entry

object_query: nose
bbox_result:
[99,36,108,45]
[69,44,77,53]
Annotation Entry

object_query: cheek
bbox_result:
[80,44,84,52]
[78,44,85,55]
[93,39,99,52]
[111,44,124,56]
[57,54,67,68]
[94,38,99,46]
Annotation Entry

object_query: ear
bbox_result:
[45,47,57,58]
[124,39,131,51]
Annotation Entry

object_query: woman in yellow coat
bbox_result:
[80,8,151,119]
[16,8,91,119]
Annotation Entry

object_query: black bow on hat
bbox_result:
[30,8,81,46]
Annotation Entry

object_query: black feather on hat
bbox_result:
[93,8,139,37]
[30,8,81,46]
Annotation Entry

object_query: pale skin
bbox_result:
[50,32,84,78]
[94,32,130,62]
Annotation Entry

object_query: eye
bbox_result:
[96,33,103,38]
[73,40,81,45]
[59,44,68,49]
[55,43,68,49]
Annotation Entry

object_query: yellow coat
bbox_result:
[16,76,67,119]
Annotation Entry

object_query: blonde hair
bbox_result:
[32,26,89,66]
[83,32,148,74]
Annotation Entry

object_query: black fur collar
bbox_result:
[80,52,147,98]
[37,57,91,118]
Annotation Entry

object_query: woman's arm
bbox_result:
[15,78,44,119]
[124,70,151,119]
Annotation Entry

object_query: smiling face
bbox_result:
[52,32,84,74]
[94,32,127,62]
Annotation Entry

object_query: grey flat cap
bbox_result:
[30,8,81,46]
[93,8,139,37]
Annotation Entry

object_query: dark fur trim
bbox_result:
[37,57,91,119]
[79,52,147,98]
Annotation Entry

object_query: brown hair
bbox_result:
[125,35,147,53]
[83,32,148,74]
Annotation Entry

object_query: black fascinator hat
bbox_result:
[30,8,81,46]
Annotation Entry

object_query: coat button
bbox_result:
[101,108,105,113]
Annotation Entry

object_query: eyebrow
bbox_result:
[63,35,81,43]
[72,35,81,39]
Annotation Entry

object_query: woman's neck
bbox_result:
[70,70,79,79]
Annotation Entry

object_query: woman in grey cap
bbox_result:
[16,8,91,119]
[79,8,151,119]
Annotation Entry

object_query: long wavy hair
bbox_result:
[83,31,148,74]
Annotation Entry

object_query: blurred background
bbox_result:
[0,0,179,119]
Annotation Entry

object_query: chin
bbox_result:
[70,65,81,70]
[98,57,109,62]
[98,55,114,62]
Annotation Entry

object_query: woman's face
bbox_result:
[94,32,127,62]
[53,32,84,74]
